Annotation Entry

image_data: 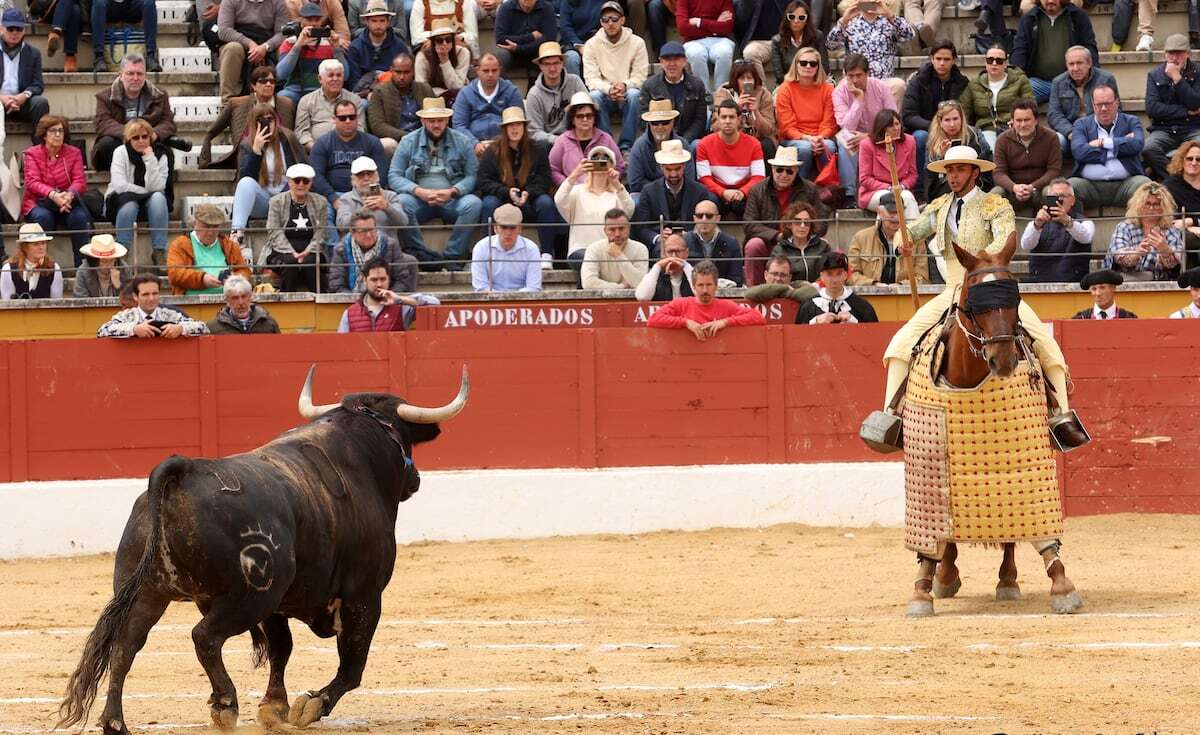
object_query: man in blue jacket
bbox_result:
[494,0,558,74]
[451,53,526,156]
[345,1,409,94]
[1067,85,1152,209]
[1143,34,1200,180]
[389,98,482,269]
[0,10,49,142]
[1011,0,1099,103]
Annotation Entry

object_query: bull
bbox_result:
[58,365,469,734]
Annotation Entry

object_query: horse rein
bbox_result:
[952,266,1022,359]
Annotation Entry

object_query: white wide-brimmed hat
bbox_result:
[17,223,53,243]
[926,145,996,174]
[567,90,596,112]
[653,139,690,165]
[767,146,801,167]
[79,233,128,259]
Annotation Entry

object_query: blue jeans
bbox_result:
[115,192,170,252]
[912,129,928,192]
[684,36,735,93]
[398,193,483,263]
[837,139,859,199]
[26,202,93,266]
[781,137,838,179]
[278,86,308,107]
[564,49,582,78]
[591,87,642,152]
[231,177,277,230]
[92,0,158,56]
[480,193,564,256]
[1029,77,1051,104]
[52,0,83,55]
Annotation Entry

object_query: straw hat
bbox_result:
[926,145,995,174]
[17,223,53,243]
[360,0,395,17]
[416,96,453,118]
[641,98,679,123]
[567,90,596,112]
[79,234,128,259]
[193,203,228,226]
[653,139,691,165]
[534,41,565,63]
[766,146,801,167]
[427,18,456,37]
[500,106,528,126]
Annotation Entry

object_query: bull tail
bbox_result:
[57,456,190,729]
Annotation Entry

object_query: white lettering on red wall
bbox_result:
[441,306,596,329]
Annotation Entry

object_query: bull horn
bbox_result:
[298,365,340,420]
[396,366,470,424]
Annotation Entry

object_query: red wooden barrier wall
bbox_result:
[2,321,1196,515]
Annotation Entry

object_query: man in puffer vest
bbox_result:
[338,255,417,331]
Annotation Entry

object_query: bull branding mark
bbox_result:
[239,525,280,592]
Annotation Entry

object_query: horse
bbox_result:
[904,236,1083,617]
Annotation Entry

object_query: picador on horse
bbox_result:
[861,145,1087,617]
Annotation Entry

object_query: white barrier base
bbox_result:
[0,463,904,559]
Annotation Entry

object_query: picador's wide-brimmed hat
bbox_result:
[1178,267,1200,288]
[926,145,995,174]
[1080,269,1124,290]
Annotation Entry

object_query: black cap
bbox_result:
[820,251,850,272]
[1178,267,1200,288]
[1080,269,1124,290]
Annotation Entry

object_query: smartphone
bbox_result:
[1045,194,1061,211]
[368,183,382,196]
[742,80,754,95]
[309,26,331,39]
[858,1,878,11]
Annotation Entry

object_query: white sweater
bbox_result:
[553,176,635,255]
[582,27,650,93]
[106,145,169,197]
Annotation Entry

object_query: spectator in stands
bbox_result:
[685,198,742,284]
[1104,181,1184,281]
[477,107,560,268]
[286,0,352,46]
[311,98,390,211]
[640,43,710,149]
[470,203,543,290]
[773,200,830,282]
[557,146,635,267]
[216,0,290,103]
[526,41,589,146]
[769,1,828,84]
[903,0,941,50]
[0,11,49,141]
[743,253,818,303]
[1143,34,1200,181]
[677,0,735,94]
[795,251,878,324]
[106,118,172,267]
[277,5,345,108]
[345,1,409,94]
[337,256,414,331]
[1170,268,1200,318]
[712,60,777,162]
[857,109,919,219]
[560,0,607,77]
[834,53,896,204]
[44,0,83,73]
[923,99,990,201]
[1164,141,1200,268]
[549,91,625,184]
[295,59,365,151]
[477,0,501,34]
[775,46,837,179]
[93,54,178,172]
[648,259,765,338]
[1011,0,1098,103]
[628,99,698,195]
[330,209,418,291]
[826,2,913,103]
[201,67,299,168]
[349,0,406,40]
[635,232,694,301]
[452,53,525,156]
[1020,177,1093,284]
[847,191,927,286]
[1048,45,1119,153]
[262,163,330,290]
[902,41,968,185]
[388,97,482,268]
[207,275,283,333]
[336,156,412,241]
[494,0,557,73]
[415,20,471,105]
[1072,269,1137,319]
[369,53,434,154]
[583,1,650,155]
[742,146,826,285]
[1111,0,1157,53]
[1,224,62,299]
[580,207,649,288]
[631,139,714,251]
[1068,86,1152,210]
[959,44,1034,150]
[230,103,307,249]
[411,0,481,59]
[97,274,210,338]
[74,235,132,298]
[91,0,161,73]
[697,99,766,217]
[22,115,91,268]
[167,204,253,295]
[991,99,1061,215]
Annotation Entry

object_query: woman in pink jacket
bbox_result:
[856,109,919,219]
[22,115,93,267]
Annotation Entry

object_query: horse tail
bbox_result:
[57,456,190,729]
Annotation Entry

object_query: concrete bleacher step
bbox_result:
[13,72,219,120]
[1,119,221,171]
[24,24,196,70]
[157,1,194,24]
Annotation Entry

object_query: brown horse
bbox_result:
[906,236,1083,617]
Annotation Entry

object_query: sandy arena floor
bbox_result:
[1,513,1197,734]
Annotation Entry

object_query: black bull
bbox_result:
[58,366,469,734]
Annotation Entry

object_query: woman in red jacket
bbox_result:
[856,109,918,220]
[22,116,93,267]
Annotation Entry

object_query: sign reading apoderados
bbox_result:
[431,301,798,330]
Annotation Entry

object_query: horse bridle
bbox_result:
[952,266,1022,359]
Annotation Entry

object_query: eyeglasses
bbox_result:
[256,78,277,85]
[574,112,594,119]
[1093,101,1116,108]
[773,166,798,175]
[352,227,375,234]
[291,177,312,184]
[985,56,1007,64]
[787,13,808,20]
[600,15,622,23]
[767,270,790,278]
[649,119,672,126]
[796,59,819,68]
[1185,155,1200,162]
[129,133,150,141]
[45,128,64,135]
[334,114,358,121]
[694,212,718,219]
[434,36,454,44]
[793,219,812,226]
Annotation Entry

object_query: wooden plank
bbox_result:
[1059,318,1200,350]
[410,328,583,357]
[27,447,202,481]
[597,407,769,439]
[198,335,218,457]
[8,342,28,482]
[29,419,202,452]
[766,326,787,463]
[785,434,883,463]
[1062,347,1200,377]
[1070,377,1200,406]
[1063,466,1200,497]
[784,407,873,435]
[404,356,580,386]
[1062,437,1192,469]
[1065,495,1200,516]
[597,435,770,467]
[577,329,596,468]
[596,380,770,411]
[596,353,768,383]
[595,325,767,356]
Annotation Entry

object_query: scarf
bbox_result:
[343,236,384,292]
[124,143,149,188]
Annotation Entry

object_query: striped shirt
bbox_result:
[696,133,766,197]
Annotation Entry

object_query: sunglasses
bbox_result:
[787,13,808,20]
[796,59,819,68]
[1186,155,1200,162]
[129,133,150,141]
[574,112,594,119]
[985,57,1007,64]
[793,219,812,226]
[291,177,312,184]
[256,77,277,84]
[773,166,798,174]
[600,15,622,23]
[649,119,673,126]
[334,114,358,121]
[434,36,454,44]
[694,212,718,219]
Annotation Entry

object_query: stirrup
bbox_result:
[860,410,903,453]
[1048,410,1091,452]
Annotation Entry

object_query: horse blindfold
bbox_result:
[965,278,1020,313]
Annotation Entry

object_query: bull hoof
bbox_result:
[1051,590,1084,614]
[906,599,935,618]
[995,584,1022,601]
[258,700,290,729]
[210,704,238,731]
[932,576,962,599]
[288,692,326,729]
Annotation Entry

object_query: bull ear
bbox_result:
[404,422,442,446]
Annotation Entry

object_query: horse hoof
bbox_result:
[995,585,1022,601]
[288,692,325,728]
[210,704,238,731]
[933,577,962,598]
[906,600,935,618]
[258,700,290,729]
[1051,590,1084,614]
[103,718,129,735]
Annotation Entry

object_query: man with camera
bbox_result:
[97,275,210,339]
[277,3,347,107]
[1019,178,1094,284]
[216,0,291,102]
[165,204,254,295]
[991,100,1061,216]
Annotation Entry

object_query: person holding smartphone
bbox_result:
[826,0,914,106]
[276,4,345,106]
[97,274,210,339]
[712,59,777,162]
[230,103,307,250]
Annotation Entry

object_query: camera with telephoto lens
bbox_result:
[281,20,300,37]
[217,269,231,283]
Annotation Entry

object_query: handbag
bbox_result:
[104,26,147,68]
[812,151,845,209]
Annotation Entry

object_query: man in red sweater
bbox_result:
[696,99,766,218]
[648,260,765,340]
